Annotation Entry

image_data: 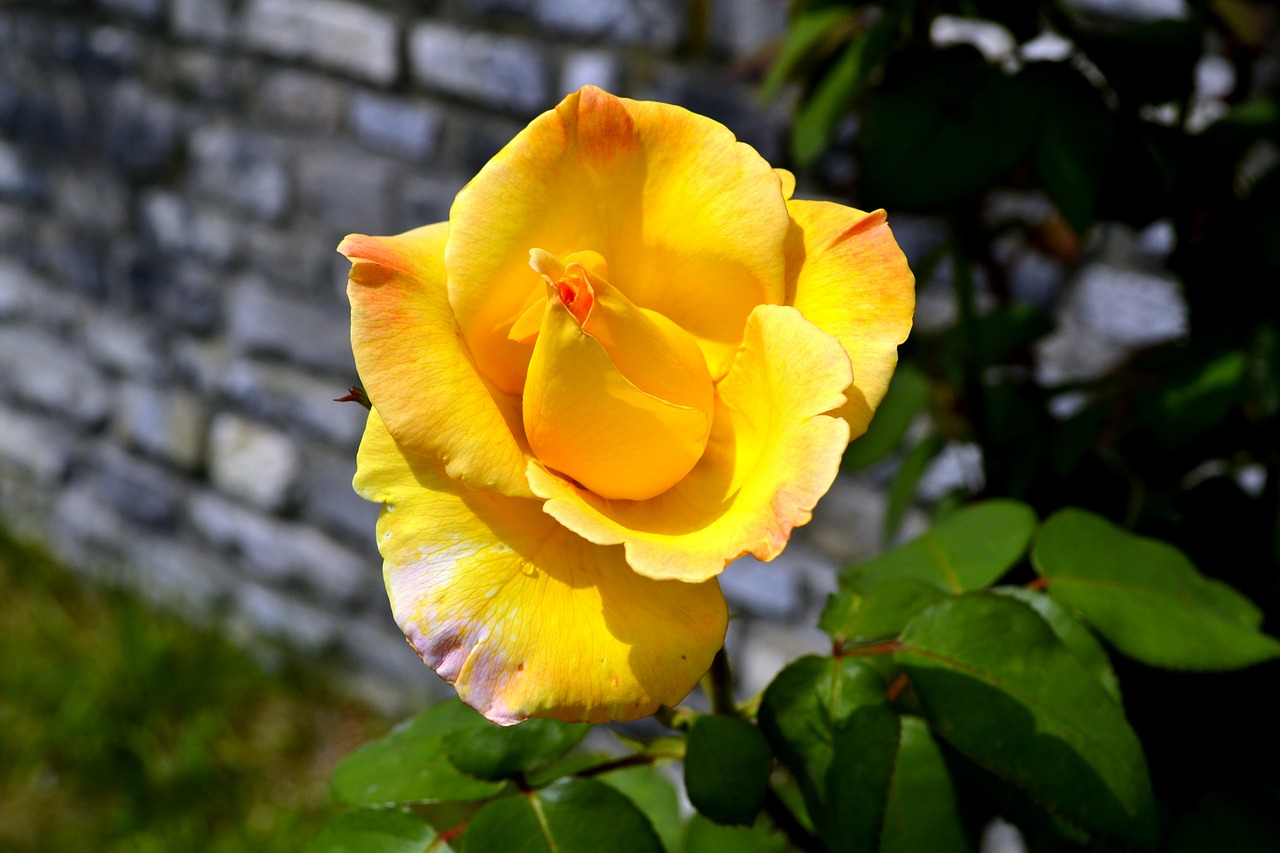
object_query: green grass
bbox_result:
[0,527,391,852]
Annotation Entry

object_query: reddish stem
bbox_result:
[1024,577,1049,590]
[886,672,911,702]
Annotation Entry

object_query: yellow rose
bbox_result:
[342,86,914,725]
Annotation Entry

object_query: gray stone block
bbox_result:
[226,275,355,375]
[171,0,235,44]
[50,485,131,570]
[98,0,165,25]
[0,327,112,427]
[218,358,367,448]
[709,0,789,57]
[126,536,233,621]
[85,25,146,71]
[0,404,71,486]
[297,148,399,237]
[400,174,468,230]
[348,92,442,162]
[734,621,832,699]
[173,337,232,396]
[190,490,375,604]
[0,258,38,320]
[299,443,380,548]
[188,124,291,221]
[560,49,623,98]
[104,81,184,181]
[168,49,253,103]
[240,0,400,85]
[208,412,300,512]
[806,474,888,564]
[467,0,685,50]
[83,313,161,378]
[246,225,344,293]
[114,382,207,470]
[338,617,453,700]
[0,138,44,201]
[140,190,239,266]
[255,69,348,132]
[50,167,129,234]
[154,262,223,334]
[233,582,340,652]
[1072,264,1187,347]
[89,443,185,529]
[643,67,789,164]
[719,554,806,621]
[409,23,551,115]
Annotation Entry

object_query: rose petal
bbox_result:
[343,224,532,498]
[524,265,713,501]
[784,200,916,439]
[355,408,727,724]
[528,304,852,582]
[446,85,791,393]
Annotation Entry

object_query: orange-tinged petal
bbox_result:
[527,304,852,582]
[355,408,727,725]
[342,224,532,498]
[523,263,713,501]
[784,200,916,440]
[446,86,790,393]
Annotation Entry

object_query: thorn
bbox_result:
[335,385,371,410]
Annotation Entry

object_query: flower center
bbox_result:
[521,248,715,501]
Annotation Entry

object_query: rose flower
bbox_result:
[342,86,914,725]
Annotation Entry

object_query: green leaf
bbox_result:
[305,807,446,853]
[463,778,664,853]
[1033,509,1280,670]
[1138,348,1249,449]
[685,715,772,826]
[880,717,970,853]
[849,500,1038,594]
[993,587,1122,703]
[332,701,507,807]
[896,595,1155,847]
[820,578,949,644]
[682,814,791,853]
[843,364,931,470]
[597,765,683,853]
[860,48,1039,209]
[757,656,900,852]
[884,434,945,541]
[444,717,590,780]
[759,7,857,102]
[791,36,866,166]
[791,10,898,165]
[1023,61,1115,233]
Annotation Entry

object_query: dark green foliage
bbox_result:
[684,716,772,826]
[464,779,664,853]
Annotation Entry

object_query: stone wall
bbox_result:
[0,0,862,709]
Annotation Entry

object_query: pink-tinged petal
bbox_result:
[342,224,533,498]
[354,408,728,725]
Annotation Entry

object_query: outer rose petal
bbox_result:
[355,408,727,725]
[446,85,792,393]
[342,224,532,498]
[784,201,916,439]
[527,305,852,582]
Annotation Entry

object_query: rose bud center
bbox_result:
[520,248,714,501]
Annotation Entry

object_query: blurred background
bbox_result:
[2,0,1278,849]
